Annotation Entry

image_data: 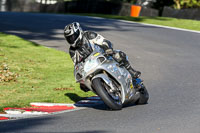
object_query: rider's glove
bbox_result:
[105,49,114,55]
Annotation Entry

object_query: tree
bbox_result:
[174,0,181,9]
[174,0,200,9]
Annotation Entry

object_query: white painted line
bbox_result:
[5,109,49,115]
[30,102,75,107]
[85,15,200,34]
[1,99,104,121]
[5,110,24,115]
[0,114,45,119]
[0,107,86,121]
[120,19,200,34]
[50,107,86,115]
[22,111,48,115]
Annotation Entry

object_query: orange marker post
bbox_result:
[130,5,141,17]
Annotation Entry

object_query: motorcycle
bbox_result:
[74,41,149,110]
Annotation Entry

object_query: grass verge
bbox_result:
[75,13,200,31]
[0,33,94,112]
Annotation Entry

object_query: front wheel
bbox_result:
[92,78,122,110]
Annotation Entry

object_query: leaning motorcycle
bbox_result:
[74,42,149,110]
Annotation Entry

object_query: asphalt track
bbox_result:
[0,12,200,133]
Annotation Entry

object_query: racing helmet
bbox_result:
[64,22,83,47]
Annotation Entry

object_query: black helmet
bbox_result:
[64,22,83,47]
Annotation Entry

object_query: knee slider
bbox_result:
[113,52,123,62]
[119,51,127,60]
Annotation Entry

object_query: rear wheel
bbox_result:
[135,85,149,105]
[92,78,122,110]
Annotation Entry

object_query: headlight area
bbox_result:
[84,59,99,73]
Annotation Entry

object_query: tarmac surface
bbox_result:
[0,12,200,133]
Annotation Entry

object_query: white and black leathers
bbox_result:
[69,31,113,65]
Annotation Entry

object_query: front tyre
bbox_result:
[92,78,122,110]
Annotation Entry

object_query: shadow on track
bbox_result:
[65,93,138,111]
[64,93,108,110]
[0,12,159,44]
[68,130,114,133]
[0,117,54,132]
[0,116,113,133]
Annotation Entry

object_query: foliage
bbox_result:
[0,63,18,82]
[113,0,200,9]
[174,0,200,9]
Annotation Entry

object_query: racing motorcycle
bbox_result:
[74,42,149,110]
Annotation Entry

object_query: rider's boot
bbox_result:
[124,62,142,90]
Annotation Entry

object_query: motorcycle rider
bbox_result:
[64,22,141,91]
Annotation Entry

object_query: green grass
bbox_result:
[0,33,94,111]
[75,13,200,31]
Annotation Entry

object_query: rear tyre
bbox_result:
[92,78,122,110]
[135,85,149,105]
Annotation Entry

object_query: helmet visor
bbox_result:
[66,30,80,44]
